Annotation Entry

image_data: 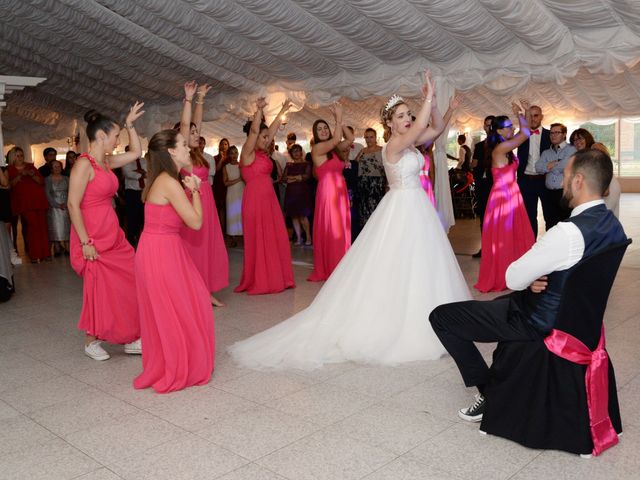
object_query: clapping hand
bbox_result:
[183,174,201,193]
[197,84,212,98]
[256,97,267,110]
[421,69,433,100]
[184,81,197,101]
[125,101,145,124]
[511,101,522,117]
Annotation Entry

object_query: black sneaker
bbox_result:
[458,394,485,422]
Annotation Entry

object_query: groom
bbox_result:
[429,148,627,422]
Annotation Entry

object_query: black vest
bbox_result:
[512,203,626,332]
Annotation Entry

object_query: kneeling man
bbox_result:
[430,149,626,421]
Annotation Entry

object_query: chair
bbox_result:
[449,169,476,219]
[480,239,632,456]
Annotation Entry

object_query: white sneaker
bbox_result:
[124,338,142,354]
[10,250,22,266]
[85,341,110,361]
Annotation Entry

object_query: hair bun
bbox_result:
[242,119,252,136]
[84,109,101,124]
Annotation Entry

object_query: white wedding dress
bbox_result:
[229,145,471,370]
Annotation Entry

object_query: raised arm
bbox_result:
[240,97,266,166]
[266,100,292,146]
[193,83,211,135]
[180,81,197,142]
[107,102,146,169]
[386,71,434,162]
[493,101,531,157]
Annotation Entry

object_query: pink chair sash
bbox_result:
[544,326,619,456]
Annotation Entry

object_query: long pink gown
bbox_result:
[180,165,229,292]
[70,154,139,343]
[235,150,295,294]
[308,156,351,282]
[134,203,215,393]
[475,159,534,292]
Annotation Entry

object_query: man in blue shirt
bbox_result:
[536,123,576,228]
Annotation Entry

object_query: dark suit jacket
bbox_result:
[517,128,551,182]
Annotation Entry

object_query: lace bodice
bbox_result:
[381,145,423,190]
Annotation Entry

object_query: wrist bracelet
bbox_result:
[184,98,193,103]
[191,188,200,194]
[125,123,134,129]
[81,238,94,246]
[195,100,204,105]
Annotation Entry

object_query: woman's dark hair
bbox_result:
[486,115,515,164]
[173,121,197,131]
[364,127,376,136]
[312,119,332,145]
[569,128,595,150]
[142,129,181,201]
[84,110,118,142]
[227,145,239,156]
[288,143,303,156]
[218,138,230,152]
[242,118,267,136]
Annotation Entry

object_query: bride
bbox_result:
[230,72,471,370]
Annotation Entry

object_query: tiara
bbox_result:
[383,94,404,113]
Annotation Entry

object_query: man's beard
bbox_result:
[561,186,573,210]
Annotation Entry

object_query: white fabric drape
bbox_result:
[1,0,640,146]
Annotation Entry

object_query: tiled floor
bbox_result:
[1,195,638,480]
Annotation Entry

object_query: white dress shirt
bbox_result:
[505,199,605,290]
[524,130,542,175]
[122,158,147,191]
[349,142,364,161]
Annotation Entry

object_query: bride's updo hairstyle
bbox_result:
[84,110,118,141]
[380,94,407,136]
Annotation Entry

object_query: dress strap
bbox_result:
[78,153,98,170]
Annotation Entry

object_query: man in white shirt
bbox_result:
[198,136,216,186]
[346,126,364,161]
[429,149,627,423]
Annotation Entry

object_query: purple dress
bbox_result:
[283,161,313,217]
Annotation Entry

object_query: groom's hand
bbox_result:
[529,276,548,293]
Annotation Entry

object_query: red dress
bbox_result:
[8,164,50,261]
[235,150,295,294]
[475,160,535,292]
[70,154,140,343]
[180,165,229,292]
[134,203,215,393]
[308,156,351,281]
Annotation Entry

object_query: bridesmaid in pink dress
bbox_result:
[134,129,214,393]
[177,81,229,307]
[308,104,354,282]
[235,97,295,295]
[475,102,535,292]
[68,103,145,361]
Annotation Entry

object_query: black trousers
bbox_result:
[125,189,145,247]
[543,188,571,229]
[518,175,547,238]
[475,177,492,232]
[429,294,544,388]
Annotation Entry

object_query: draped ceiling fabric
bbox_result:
[1,0,640,147]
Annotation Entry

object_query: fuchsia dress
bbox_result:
[308,155,351,282]
[70,154,140,343]
[235,150,295,294]
[475,159,534,292]
[134,203,215,393]
[180,165,229,292]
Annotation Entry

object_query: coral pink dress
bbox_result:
[235,150,295,294]
[134,203,215,393]
[475,159,535,292]
[70,154,139,343]
[180,165,229,292]
[308,156,351,282]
